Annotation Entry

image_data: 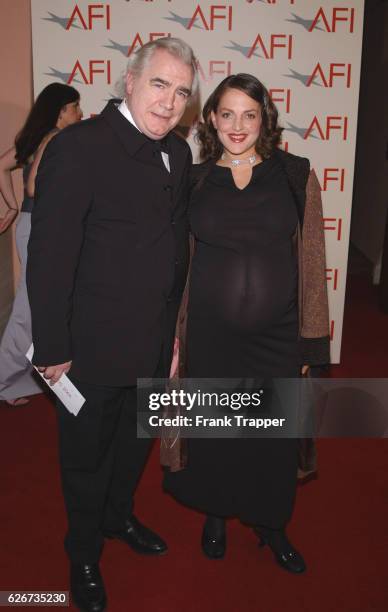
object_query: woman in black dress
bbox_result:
[164,74,329,574]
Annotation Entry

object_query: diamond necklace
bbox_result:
[221,152,257,167]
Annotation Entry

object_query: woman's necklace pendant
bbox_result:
[222,153,257,167]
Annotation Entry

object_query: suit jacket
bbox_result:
[27,101,192,386]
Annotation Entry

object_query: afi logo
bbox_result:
[326,268,339,290]
[269,88,291,113]
[320,169,346,192]
[324,218,342,241]
[66,4,110,30]
[127,32,171,56]
[309,7,355,33]
[187,5,233,30]
[305,116,348,141]
[196,60,232,82]
[68,60,111,85]
[248,34,293,59]
[307,63,352,88]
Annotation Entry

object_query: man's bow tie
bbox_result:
[152,137,169,154]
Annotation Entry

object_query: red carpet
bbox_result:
[1,274,387,611]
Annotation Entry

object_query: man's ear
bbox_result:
[126,71,135,96]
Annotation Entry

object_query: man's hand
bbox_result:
[301,365,310,376]
[37,361,72,385]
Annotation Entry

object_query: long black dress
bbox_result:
[164,156,301,528]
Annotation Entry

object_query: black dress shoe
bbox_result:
[70,563,107,612]
[104,515,167,555]
[201,516,226,560]
[254,527,306,574]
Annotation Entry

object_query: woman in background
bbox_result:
[0,83,82,406]
[164,74,329,574]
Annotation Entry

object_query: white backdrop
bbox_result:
[31,0,365,362]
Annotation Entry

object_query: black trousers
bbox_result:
[55,380,153,564]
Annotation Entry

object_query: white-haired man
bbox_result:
[27,38,196,612]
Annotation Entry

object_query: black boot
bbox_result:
[70,563,107,612]
[254,526,306,574]
[201,515,226,560]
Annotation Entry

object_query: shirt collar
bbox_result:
[118,99,142,133]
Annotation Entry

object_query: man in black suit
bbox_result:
[27,38,196,612]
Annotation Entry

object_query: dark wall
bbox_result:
[351,0,388,266]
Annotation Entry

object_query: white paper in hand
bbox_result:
[26,344,85,416]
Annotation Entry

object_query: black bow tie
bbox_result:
[152,137,169,154]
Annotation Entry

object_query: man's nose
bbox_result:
[160,90,175,111]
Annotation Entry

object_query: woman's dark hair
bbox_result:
[196,73,283,162]
[15,82,80,165]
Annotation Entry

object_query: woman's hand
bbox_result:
[0,208,18,234]
[301,365,310,376]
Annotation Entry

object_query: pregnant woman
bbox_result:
[164,74,330,574]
